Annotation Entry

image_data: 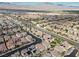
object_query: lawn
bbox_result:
[50,37,63,48]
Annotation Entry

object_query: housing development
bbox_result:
[0,2,79,57]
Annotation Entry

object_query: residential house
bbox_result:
[6,39,15,49]
[16,32,23,38]
[21,48,30,57]
[12,35,22,46]
[61,41,72,50]
[0,43,7,53]
[11,51,20,57]
[4,35,11,41]
[43,33,52,41]
[20,37,28,44]
[0,36,4,43]
[35,43,45,52]
[35,30,43,37]
[21,32,27,37]
[42,40,51,50]
[42,52,52,57]
[25,35,33,42]
[54,45,66,53]
[49,49,61,57]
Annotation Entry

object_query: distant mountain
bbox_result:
[0,2,16,6]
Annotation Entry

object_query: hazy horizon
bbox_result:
[0,2,79,8]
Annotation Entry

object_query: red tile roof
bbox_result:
[6,39,15,49]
